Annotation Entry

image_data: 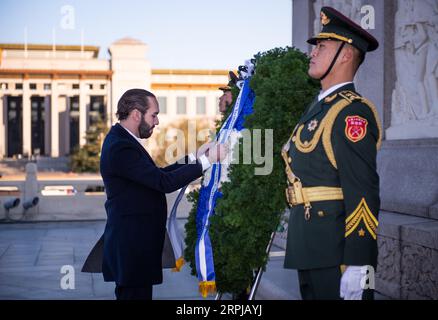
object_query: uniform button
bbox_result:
[318,211,325,217]
[304,141,309,146]
[288,157,292,163]
[292,136,296,142]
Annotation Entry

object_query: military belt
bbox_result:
[285,184,344,207]
[282,140,343,220]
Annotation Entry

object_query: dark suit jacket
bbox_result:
[81,229,176,273]
[99,123,203,286]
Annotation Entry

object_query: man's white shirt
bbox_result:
[188,153,211,172]
[121,124,145,146]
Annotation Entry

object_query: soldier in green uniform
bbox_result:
[283,6,382,300]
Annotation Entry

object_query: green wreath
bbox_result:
[184,47,320,296]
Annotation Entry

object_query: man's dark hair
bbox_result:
[116,89,156,120]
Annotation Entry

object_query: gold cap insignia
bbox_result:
[320,12,330,26]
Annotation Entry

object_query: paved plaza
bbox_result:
[0,220,300,300]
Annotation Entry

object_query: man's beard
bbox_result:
[138,118,153,139]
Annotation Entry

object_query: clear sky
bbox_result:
[0,0,292,70]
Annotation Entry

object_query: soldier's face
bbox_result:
[308,40,342,79]
[219,91,232,113]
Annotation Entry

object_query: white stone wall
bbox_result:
[386,0,438,140]
[109,38,151,124]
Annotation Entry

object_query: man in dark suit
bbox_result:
[100,88,225,300]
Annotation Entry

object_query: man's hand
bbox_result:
[191,142,227,172]
[207,143,228,163]
[340,266,365,300]
[196,142,215,158]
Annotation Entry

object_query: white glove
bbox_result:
[340,266,365,300]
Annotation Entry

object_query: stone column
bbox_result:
[22,79,31,157]
[44,95,51,156]
[109,38,151,121]
[50,81,59,157]
[24,162,39,218]
[354,0,387,124]
[79,80,88,146]
[106,79,113,126]
[57,95,68,156]
[0,94,5,158]
[292,0,313,54]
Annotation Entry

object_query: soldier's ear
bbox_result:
[349,45,365,72]
[341,45,355,65]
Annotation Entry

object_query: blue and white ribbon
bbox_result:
[166,184,188,271]
[195,76,255,297]
[167,61,255,297]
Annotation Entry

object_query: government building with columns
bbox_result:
[0,37,228,159]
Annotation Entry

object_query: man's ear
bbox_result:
[341,46,354,65]
[133,109,141,122]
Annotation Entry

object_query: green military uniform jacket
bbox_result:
[283,83,382,270]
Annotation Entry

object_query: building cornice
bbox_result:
[0,69,112,80]
[0,43,100,58]
[152,69,229,76]
[151,83,226,91]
